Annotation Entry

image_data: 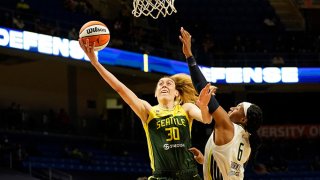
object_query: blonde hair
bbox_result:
[170,73,198,104]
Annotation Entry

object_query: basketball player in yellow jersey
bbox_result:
[79,39,213,180]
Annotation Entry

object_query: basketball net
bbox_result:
[132,0,177,19]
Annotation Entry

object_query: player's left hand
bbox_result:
[189,147,204,164]
[179,27,193,58]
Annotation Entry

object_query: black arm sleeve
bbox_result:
[187,56,219,114]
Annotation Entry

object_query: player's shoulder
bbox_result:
[141,99,152,111]
[233,123,250,138]
[181,102,197,110]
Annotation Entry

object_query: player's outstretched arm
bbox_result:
[79,39,151,122]
[179,28,233,133]
[179,27,219,115]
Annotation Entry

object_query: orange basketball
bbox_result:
[79,21,110,51]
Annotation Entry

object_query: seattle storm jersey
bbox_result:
[143,104,197,173]
[203,124,251,180]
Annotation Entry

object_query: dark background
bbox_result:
[0,0,320,179]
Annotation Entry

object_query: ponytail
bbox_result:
[246,104,263,164]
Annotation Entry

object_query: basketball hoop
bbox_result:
[132,0,177,19]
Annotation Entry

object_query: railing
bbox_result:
[28,163,73,180]
[294,0,320,8]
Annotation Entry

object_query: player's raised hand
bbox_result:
[79,38,99,65]
[179,27,193,58]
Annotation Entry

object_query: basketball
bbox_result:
[79,21,110,51]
